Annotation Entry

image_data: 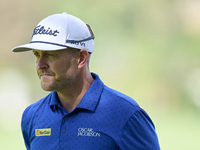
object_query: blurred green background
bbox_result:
[1,0,200,149]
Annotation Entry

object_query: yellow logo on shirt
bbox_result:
[35,128,51,136]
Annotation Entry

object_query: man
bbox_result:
[12,12,160,150]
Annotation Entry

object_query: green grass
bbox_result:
[0,126,25,150]
[154,110,200,150]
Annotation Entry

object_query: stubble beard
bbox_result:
[40,73,78,93]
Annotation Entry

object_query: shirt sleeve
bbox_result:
[21,107,31,150]
[120,109,160,150]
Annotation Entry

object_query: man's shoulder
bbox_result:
[96,85,148,133]
[22,93,52,118]
[104,86,138,104]
[101,86,140,113]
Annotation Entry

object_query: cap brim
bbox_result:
[12,42,68,52]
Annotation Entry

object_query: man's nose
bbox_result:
[36,57,49,70]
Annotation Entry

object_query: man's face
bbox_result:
[32,49,79,92]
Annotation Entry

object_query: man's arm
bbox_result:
[120,109,160,149]
[21,108,31,150]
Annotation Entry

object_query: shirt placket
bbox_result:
[60,115,70,140]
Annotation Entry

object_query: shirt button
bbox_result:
[62,129,66,133]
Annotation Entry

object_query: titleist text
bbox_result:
[33,25,59,37]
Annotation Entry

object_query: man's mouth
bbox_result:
[38,71,54,79]
[40,74,53,78]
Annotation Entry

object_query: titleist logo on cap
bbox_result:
[33,25,59,37]
[12,12,95,53]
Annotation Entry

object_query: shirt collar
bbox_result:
[49,73,104,112]
[49,92,62,110]
[76,73,104,112]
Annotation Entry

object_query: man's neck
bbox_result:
[57,73,94,112]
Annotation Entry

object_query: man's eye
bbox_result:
[34,53,40,57]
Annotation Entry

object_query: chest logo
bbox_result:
[35,128,51,136]
[77,128,100,137]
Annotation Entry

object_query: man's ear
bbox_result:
[78,49,89,69]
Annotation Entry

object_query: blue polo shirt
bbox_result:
[21,73,160,150]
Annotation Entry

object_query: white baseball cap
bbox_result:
[12,12,95,53]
